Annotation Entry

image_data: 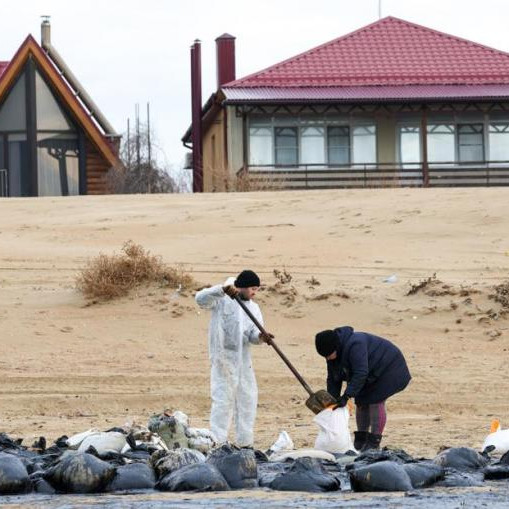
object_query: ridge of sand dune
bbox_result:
[0,188,508,456]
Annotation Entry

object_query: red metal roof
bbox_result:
[0,61,9,78]
[227,17,509,88]
[223,84,509,103]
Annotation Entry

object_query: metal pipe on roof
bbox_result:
[190,39,203,192]
[40,17,118,137]
[216,33,236,88]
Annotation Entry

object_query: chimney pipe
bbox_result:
[190,39,203,193]
[41,16,51,46]
[216,33,236,89]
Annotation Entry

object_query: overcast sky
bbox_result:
[3,0,509,174]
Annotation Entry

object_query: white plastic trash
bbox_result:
[172,410,190,428]
[270,448,336,463]
[267,430,295,457]
[482,420,509,455]
[77,431,127,455]
[314,407,354,454]
[187,427,217,453]
[66,429,100,449]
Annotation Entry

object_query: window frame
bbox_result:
[247,116,376,168]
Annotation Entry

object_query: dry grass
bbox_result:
[206,166,288,192]
[489,281,509,310]
[76,241,194,300]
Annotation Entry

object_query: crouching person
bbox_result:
[315,326,411,452]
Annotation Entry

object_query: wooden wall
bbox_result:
[85,139,112,194]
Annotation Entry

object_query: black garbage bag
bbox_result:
[483,464,509,480]
[43,451,116,493]
[29,472,56,494]
[207,444,258,489]
[107,462,156,491]
[156,462,229,492]
[433,447,489,470]
[0,452,32,494]
[123,450,151,462]
[269,457,341,493]
[0,433,23,452]
[151,448,205,479]
[403,462,445,488]
[499,450,509,465]
[349,460,413,492]
[354,448,416,465]
[434,469,484,487]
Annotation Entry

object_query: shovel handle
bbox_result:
[233,295,315,397]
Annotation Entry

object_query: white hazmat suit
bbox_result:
[195,278,263,447]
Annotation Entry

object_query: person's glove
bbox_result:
[334,394,349,408]
[259,332,274,344]
[223,285,239,298]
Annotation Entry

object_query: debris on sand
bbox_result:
[406,274,481,298]
[306,276,321,287]
[3,415,509,497]
[489,281,509,312]
[273,269,293,284]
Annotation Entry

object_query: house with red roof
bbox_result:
[183,17,509,191]
[0,19,121,197]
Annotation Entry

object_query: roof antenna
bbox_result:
[378,0,382,19]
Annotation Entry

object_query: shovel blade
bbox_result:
[305,390,337,414]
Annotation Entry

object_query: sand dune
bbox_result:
[0,188,508,456]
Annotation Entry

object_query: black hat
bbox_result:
[235,270,261,288]
[315,330,337,357]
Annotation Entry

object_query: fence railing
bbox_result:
[0,169,8,197]
[239,161,509,190]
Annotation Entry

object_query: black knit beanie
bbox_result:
[315,330,337,357]
[235,270,261,288]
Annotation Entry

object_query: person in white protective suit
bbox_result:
[195,269,273,447]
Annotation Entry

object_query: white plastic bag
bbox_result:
[482,420,509,455]
[77,431,127,455]
[267,430,295,457]
[313,407,354,453]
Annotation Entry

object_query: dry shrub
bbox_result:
[76,241,194,300]
[273,268,293,284]
[489,281,509,310]
[207,166,288,192]
[406,274,480,298]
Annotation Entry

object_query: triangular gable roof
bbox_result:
[227,17,509,87]
[0,35,120,168]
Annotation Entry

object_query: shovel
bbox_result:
[233,294,337,414]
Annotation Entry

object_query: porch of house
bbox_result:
[237,101,509,189]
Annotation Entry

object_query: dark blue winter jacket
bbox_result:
[326,326,411,405]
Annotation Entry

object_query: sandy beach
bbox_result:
[0,188,508,458]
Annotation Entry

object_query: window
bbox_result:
[249,126,273,165]
[327,126,350,165]
[427,124,455,163]
[8,134,29,197]
[35,70,79,196]
[37,133,79,196]
[398,125,420,165]
[275,127,298,166]
[352,125,376,164]
[301,126,325,165]
[36,71,74,130]
[489,122,509,161]
[0,72,27,131]
[247,118,377,168]
[458,123,484,162]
